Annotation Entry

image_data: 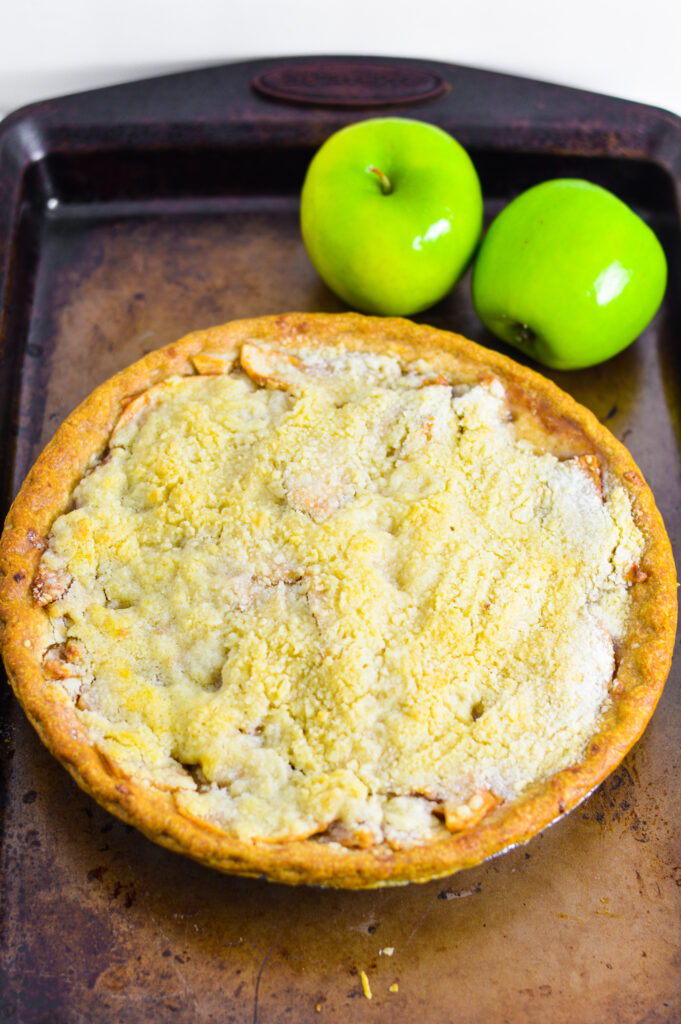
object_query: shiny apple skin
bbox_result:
[300,118,483,316]
[471,179,668,370]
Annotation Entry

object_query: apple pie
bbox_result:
[0,313,676,887]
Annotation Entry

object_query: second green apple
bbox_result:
[471,179,667,370]
[300,118,483,316]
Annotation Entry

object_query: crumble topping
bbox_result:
[35,342,644,847]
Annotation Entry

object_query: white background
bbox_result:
[2,0,681,119]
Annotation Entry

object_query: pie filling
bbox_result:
[34,342,644,849]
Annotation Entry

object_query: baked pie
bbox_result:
[0,313,676,887]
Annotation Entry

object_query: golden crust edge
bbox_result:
[0,311,677,888]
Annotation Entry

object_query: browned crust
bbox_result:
[0,312,676,889]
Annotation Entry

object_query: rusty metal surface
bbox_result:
[1,58,681,1022]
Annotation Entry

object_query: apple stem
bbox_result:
[368,165,392,195]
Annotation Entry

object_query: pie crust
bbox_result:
[0,312,676,888]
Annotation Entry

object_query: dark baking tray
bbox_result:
[1,56,680,1023]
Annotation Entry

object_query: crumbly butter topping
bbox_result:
[38,343,644,847]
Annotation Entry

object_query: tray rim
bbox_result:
[1,53,681,1017]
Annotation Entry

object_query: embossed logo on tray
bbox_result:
[252,60,448,108]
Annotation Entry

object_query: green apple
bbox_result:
[471,178,667,370]
[300,118,483,316]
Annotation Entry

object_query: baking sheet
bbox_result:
[1,57,680,1022]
